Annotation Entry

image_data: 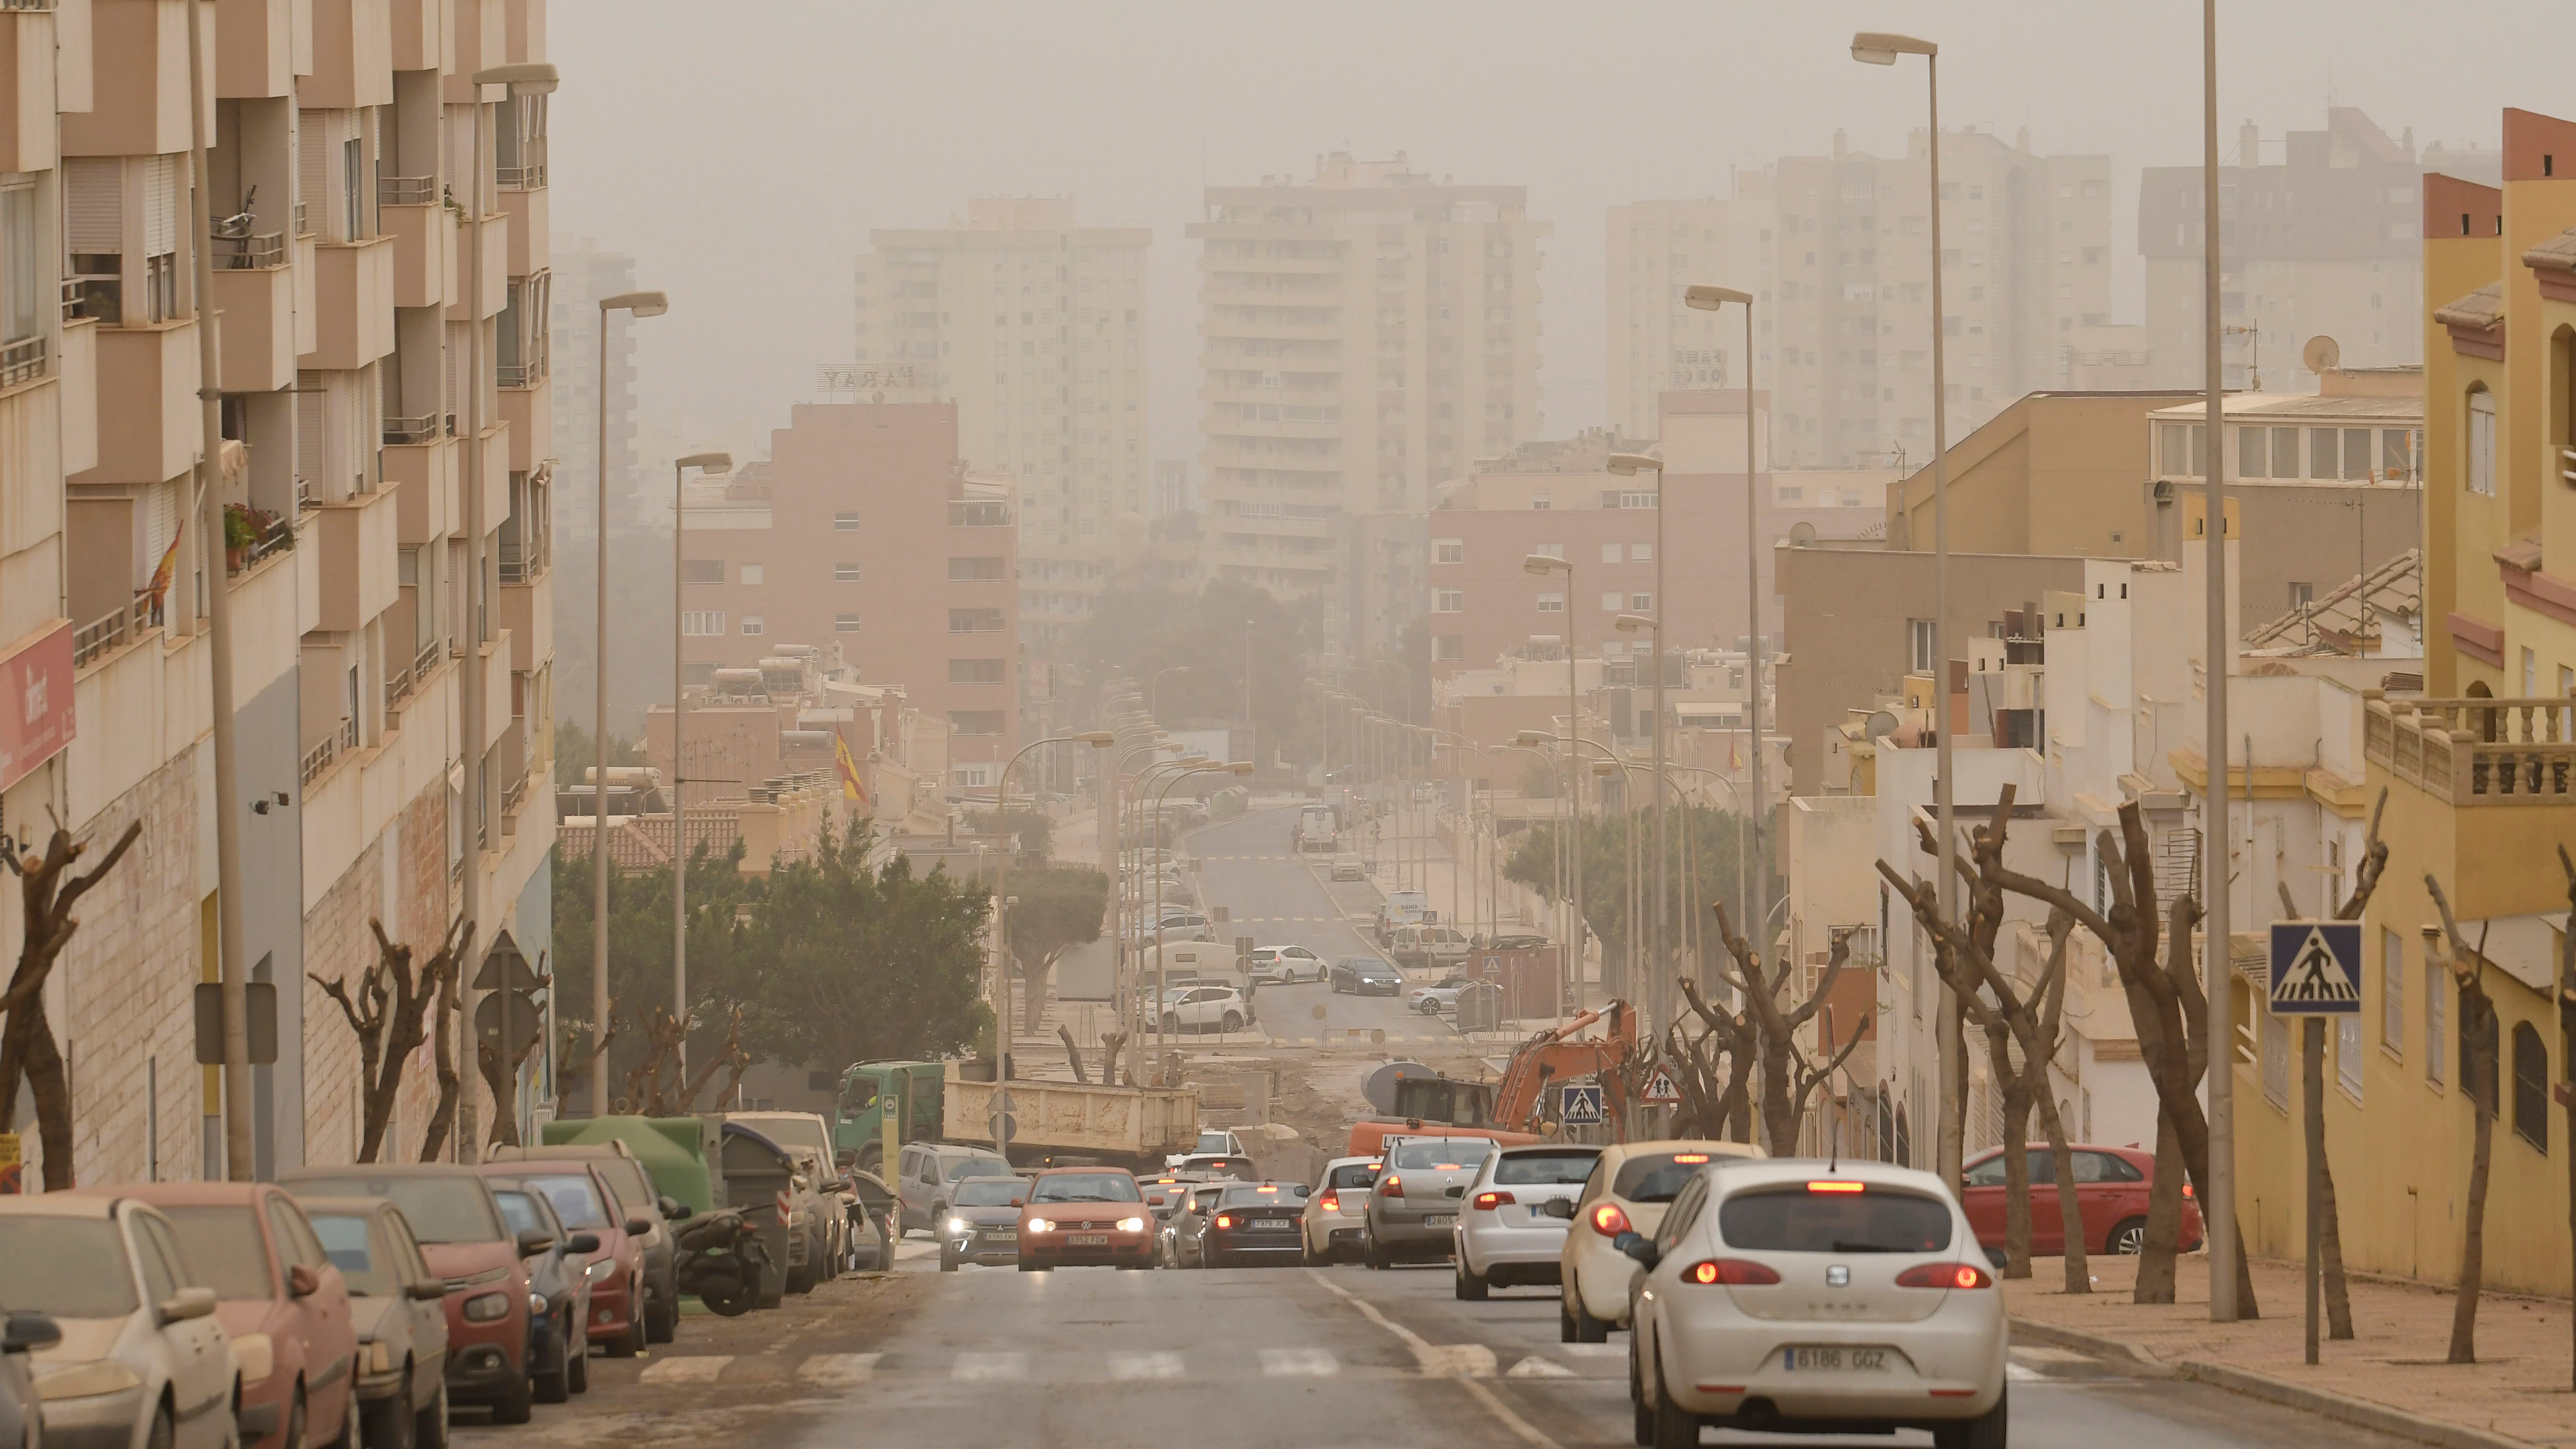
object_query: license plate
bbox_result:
[1067,1233,1109,1246]
[1260,1217,1292,1227]
[1783,1347,1890,1373]
[1422,1214,1456,1228]
[979,1229,1016,1239]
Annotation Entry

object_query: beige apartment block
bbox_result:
[854,197,1147,649]
[9,0,562,1183]
[1604,198,1764,438]
[1189,152,1548,637]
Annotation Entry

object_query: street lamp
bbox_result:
[668,449,730,1077]
[988,731,1115,1065]
[2194,0,2240,1323]
[1152,761,1255,1057]
[1150,665,1189,721]
[586,286,667,1119]
[1852,27,1965,1194]
[1524,553,1585,1011]
[1609,581,1672,1028]
[1128,753,1209,1041]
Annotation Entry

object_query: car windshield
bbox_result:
[1030,1173,1141,1204]
[952,1178,1028,1208]
[1493,1150,1601,1186]
[292,1176,501,1244]
[1324,1162,1381,1191]
[160,1206,276,1301]
[309,1214,398,1296]
[1719,1187,1954,1254]
[494,1191,549,1241]
[1195,1132,1233,1153]
[594,1160,656,1216]
[1217,1186,1292,1208]
[944,1157,1010,1183]
[510,1174,609,1230]
[741,1117,831,1157]
[1612,1151,1730,1204]
[1388,1140,1495,1170]
[0,1219,137,1319]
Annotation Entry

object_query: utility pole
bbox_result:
[2202,0,2240,1322]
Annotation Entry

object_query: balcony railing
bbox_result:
[73,597,151,669]
[2365,694,2576,806]
[384,660,415,713]
[300,733,336,785]
[0,0,58,11]
[0,334,42,388]
[416,637,444,681]
[63,276,118,325]
[293,200,308,236]
[378,175,435,206]
[383,412,440,445]
[211,230,287,270]
[226,517,294,575]
[496,360,543,389]
[496,161,546,190]
[948,500,1014,527]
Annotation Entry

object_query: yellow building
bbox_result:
[2229,107,2576,1297]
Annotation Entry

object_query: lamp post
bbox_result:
[1104,735,1170,1040]
[665,450,731,1078]
[2198,0,2239,1323]
[1130,753,1207,1041]
[1852,29,1963,1191]
[1152,762,1254,1057]
[988,732,1115,1059]
[1611,597,1668,1026]
[1150,665,1189,722]
[1525,553,1583,1012]
[584,289,666,1116]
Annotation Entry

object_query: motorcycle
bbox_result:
[673,1209,773,1317]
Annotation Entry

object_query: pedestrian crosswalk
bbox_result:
[626,1344,1622,1387]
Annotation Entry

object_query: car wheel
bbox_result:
[1206,1247,1226,1269]
[1418,999,1441,1015]
[568,1323,589,1394]
[365,1367,416,1449]
[939,1249,959,1272]
[647,1282,679,1344]
[534,1320,570,1404]
[1455,1257,1488,1301]
[1631,1355,1655,1446]
[1574,1296,1612,1344]
[1365,1233,1389,1270]
[1560,1299,1579,1343]
[413,1385,448,1449]
[1161,1013,1182,1033]
[283,1385,309,1449]
[2110,1217,2149,1256]
[489,1368,533,1427]
[1932,1384,2009,1449]
[1220,1012,1243,1033]
[146,1406,174,1449]
[1650,1362,1700,1449]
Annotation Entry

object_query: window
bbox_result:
[1433,589,1463,613]
[680,611,725,636]
[1534,542,1565,559]
[1535,593,1564,613]
[948,608,1005,633]
[2237,425,2269,479]
[1432,634,1464,662]
[948,711,1005,736]
[1434,539,1463,564]
[834,511,862,530]
[2382,427,2417,480]
[739,615,764,636]
[835,562,862,582]
[1908,618,1937,673]
[949,658,1006,684]
[679,559,724,584]
[1601,591,1623,613]
[2383,928,2404,1053]
[739,564,763,586]
[1631,543,1652,562]
[2427,956,2447,1085]
[2159,421,2204,477]
[834,613,861,633]
[1531,491,1552,510]
[948,557,1007,581]
[2469,391,2497,496]
[2288,582,2314,610]
[0,180,39,379]
[2337,1015,2363,1099]
[1600,542,1622,564]
[2514,1022,2549,1152]
[1632,593,1653,612]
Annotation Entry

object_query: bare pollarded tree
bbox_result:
[1708,904,1865,1153]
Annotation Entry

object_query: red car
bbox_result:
[477,1162,647,1357]
[113,1184,360,1449]
[1015,1168,1156,1271]
[1960,1142,2204,1258]
[283,1165,539,1424]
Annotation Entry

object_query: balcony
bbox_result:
[384,433,454,545]
[2364,695,2576,806]
[0,5,54,176]
[381,190,450,310]
[89,320,200,485]
[310,482,401,633]
[949,500,1014,528]
[72,597,151,672]
[499,568,549,673]
[209,238,295,392]
[498,372,549,473]
[303,0,392,109]
[215,0,295,99]
[499,185,547,278]
[389,0,439,71]
[448,211,507,322]
[304,236,394,370]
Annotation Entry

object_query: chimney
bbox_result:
[1833,128,1848,159]
[2239,120,2260,167]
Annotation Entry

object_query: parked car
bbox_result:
[1482,933,1552,953]
[299,1197,452,1449]
[0,1304,52,1449]
[1388,924,1473,970]
[1329,957,1403,996]
[721,1113,845,1289]
[477,1162,645,1357]
[1961,1142,2202,1260]
[1016,1169,1155,1271]
[1243,946,1325,985]
[487,1144,681,1345]
[1199,1183,1305,1268]
[1451,1144,1602,1300]
[1623,1159,2006,1449]
[842,1171,896,1271]
[1130,913,1211,945]
[283,1165,537,1424]
[894,1144,1013,1236]
[1558,1140,1764,1343]
[1298,1156,1382,1264]
[126,1183,360,1449]
[0,1197,234,1449]
[1157,984,1255,1034]
[489,1189,594,1403]
[1362,1137,1496,1268]
[1330,855,1368,881]
[939,1176,1032,1271]
[1407,976,1476,1015]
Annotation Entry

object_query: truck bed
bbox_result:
[942,1070,1200,1167]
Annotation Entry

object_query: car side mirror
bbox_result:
[515,1228,556,1257]
[158,1287,218,1324]
[405,1280,449,1301]
[625,1216,652,1236]
[1613,1231,1660,1269]
[1539,1198,1576,1220]
[288,1263,321,1298]
[566,1232,601,1255]
[665,1202,694,1223]
[2,1312,60,1353]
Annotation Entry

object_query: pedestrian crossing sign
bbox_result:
[1558,1084,1605,1125]
[2268,920,2362,1015]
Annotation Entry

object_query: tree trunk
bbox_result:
[22,1000,75,1190]
[1994,1028,2035,1280]
[2451,1005,2496,1364]
[2136,1109,2183,1304]
[2032,1085,2088,1294]
[420,966,459,1163]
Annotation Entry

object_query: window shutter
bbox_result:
[297,111,328,233]
[142,155,177,258]
[65,159,121,254]
[296,371,326,488]
[344,377,367,490]
[444,322,464,427]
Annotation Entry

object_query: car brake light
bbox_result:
[1319,1189,1341,1213]
[1433,1164,1461,1172]
[1684,1259,1780,1286]
[1379,1176,1404,1199]
[1471,1190,1514,1211]
[1672,1154,1709,1164]
[1896,1263,1994,1290]
[1589,1202,1630,1236]
[1806,1181,1866,1194]
[2182,1181,2194,1199]
[1214,1215,1233,1229]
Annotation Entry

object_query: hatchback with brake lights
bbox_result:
[1559,1140,1765,1342]
[1298,1157,1380,1263]
[1362,1138,1495,1267]
[1452,1144,1601,1299]
[1622,1160,2008,1449]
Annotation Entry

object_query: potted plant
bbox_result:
[222,503,276,571]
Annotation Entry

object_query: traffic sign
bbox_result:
[1558,1083,1605,1126]
[1641,1068,1681,1104]
[988,1089,1017,1146]
[2269,920,2362,1015]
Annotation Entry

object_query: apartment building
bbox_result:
[2140,108,2502,391]
[675,400,1020,789]
[6,0,562,1183]
[853,197,1147,649]
[1604,198,1763,438]
[1189,152,1548,633]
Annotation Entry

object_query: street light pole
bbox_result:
[668,451,731,1079]
[1524,554,1582,1013]
[989,733,1115,1061]
[1610,450,1670,1028]
[2200,0,2240,1323]
[1150,762,1253,1059]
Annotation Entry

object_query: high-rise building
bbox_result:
[1189,152,1548,628]
[1610,128,2112,470]
[2140,108,2500,391]
[854,198,1147,648]
[551,238,640,546]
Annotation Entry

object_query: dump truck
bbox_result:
[830,1060,1200,1175]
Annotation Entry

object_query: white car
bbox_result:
[0,1196,241,1449]
[1451,1143,1602,1299]
[1299,1156,1383,1263]
[1561,1139,1765,1342]
[1406,976,1475,1015]
[1245,946,1326,984]
[1157,984,1254,1034]
[1624,1159,2007,1449]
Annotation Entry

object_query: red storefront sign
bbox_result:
[0,620,75,793]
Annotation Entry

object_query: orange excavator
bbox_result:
[1343,1000,1641,1157]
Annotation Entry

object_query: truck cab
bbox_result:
[832,1062,945,1175]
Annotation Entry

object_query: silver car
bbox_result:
[0,1306,57,1449]
[1362,1138,1497,1269]
[299,1199,450,1449]
[0,1196,238,1449]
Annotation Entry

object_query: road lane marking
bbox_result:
[951,1352,1027,1381]
[1108,1352,1185,1380]
[1307,1271,1560,1448]
[1258,1347,1339,1377]
[2006,1363,2044,1382]
[638,1356,733,1384]
[1554,1344,1625,1358]
[1505,1356,1576,1379]
[797,1354,879,1387]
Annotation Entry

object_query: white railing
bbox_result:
[2365,694,2576,806]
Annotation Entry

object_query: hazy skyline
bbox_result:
[550,0,2545,465]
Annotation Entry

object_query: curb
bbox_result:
[2006,1316,2172,1375]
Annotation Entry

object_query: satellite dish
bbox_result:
[1361,1060,1436,1115]
[1864,710,1901,741]
[1787,521,1818,548]
[2302,335,2341,374]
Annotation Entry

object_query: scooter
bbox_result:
[673,1209,773,1317]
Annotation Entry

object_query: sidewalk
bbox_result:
[2005,1254,2572,1447]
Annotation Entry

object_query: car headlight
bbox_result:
[585,1257,615,1283]
[527,1292,548,1315]
[229,1332,274,1387]
[34,1359,142,1402]
[461,1291,511,1323]
[1116,1217,1147,1234]
[1025,1218,1054,1234]
[364,1341,394,1376]
[946,1217,969,1236]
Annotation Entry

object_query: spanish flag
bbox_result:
[834,730,871,807]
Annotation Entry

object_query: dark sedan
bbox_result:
[1200,1183,1306,1268]
[1330,956,1403,996]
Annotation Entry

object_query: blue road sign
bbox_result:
[2269,920,2362,1016]
[1558,1083,1605,1126]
